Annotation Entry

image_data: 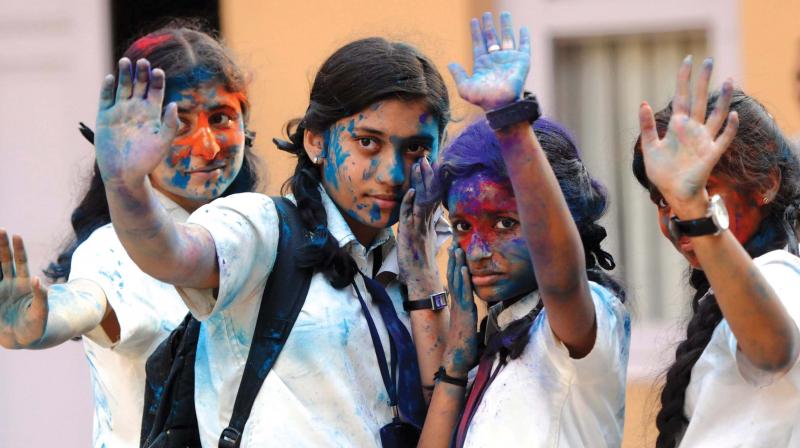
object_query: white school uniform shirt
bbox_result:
[69,191,190,448]
[678,249,800,447]
[177,189,450,448]
[463,282,630,448]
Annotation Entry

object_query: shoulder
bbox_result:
[588,281,627,317]
[71,223,125,262]
[753,249,800,275]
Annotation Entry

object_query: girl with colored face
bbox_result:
[419,12,629,448]
[0,25,255,448]
[634,59,800,448]
[91,35,451,446]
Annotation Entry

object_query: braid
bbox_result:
[655,270,721,448]
[279,123,356,289]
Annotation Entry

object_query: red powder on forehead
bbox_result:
[130,34,173,56]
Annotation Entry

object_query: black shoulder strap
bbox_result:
[218,197,312,448]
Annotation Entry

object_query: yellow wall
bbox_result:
[741,0,800,135]
[220,0,491,194]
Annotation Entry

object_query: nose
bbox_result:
[193,126,221,161]
[376,152,406,186]
[466,233,492,261]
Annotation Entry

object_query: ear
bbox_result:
[758,168,782,206]
[303,128,326,163]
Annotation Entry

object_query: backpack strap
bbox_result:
[218,197,313,448]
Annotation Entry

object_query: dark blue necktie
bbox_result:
[356,274,426,429]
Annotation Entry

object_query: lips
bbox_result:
[185,161,227,174]
[470,271,504,286]
[369,193,401,209]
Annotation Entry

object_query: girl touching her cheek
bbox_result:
[419,12,629,448]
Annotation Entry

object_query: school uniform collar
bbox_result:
[153,189,191,224]
[495,290,540,330]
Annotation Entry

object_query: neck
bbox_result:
[339,206,382,247]
[154,187,204,213]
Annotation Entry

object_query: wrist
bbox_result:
[669,192,710,220]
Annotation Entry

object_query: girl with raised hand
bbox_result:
[418,12,629,448]
[634,58,800,447]
[93,35,451,446]
[0,24,257,447]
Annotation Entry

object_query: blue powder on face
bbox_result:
[164,65,216,103]
[171,171,190,189]
[323,125,350,190]
[369,203,382,223]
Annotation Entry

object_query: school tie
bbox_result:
[453,354,495,448]
[362,274,427,429]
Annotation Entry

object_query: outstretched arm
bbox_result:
[639,57,799,372]
[94,58,218,289]
[449,12,595,357]
[0,231,114,349]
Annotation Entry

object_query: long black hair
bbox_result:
[632,90,800,448]
[45,22,258,282]
[273,37,450,289]
[437,117,626,359]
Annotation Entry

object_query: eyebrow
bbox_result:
[354,126,387,137]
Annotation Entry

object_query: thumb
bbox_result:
[158,102,179,148]
[29,277,48,323]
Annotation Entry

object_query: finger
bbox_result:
[115,58,134,103]
[447,243,456,287]
[29,277,49,323]
[452,248,464,298]
[690,58,713,122]
[400,188,415,223]
[132,59,150,99]
[672,55,693,116]
[411,161,423,191]
[159,102,179,146]
[706,79,733,138]
[518,26,531,56]
[420,157,434,190]
[638,101,659,149]
[499,11,516,50]
[460,266,474,305]
[470,18,486,59]
[712,111,739,160]
[147,68,167,120]
[98,74,115,110]
[11,235,29,278]
[0,230,13,280]
[448,63,470,92]
[482,12,500,52]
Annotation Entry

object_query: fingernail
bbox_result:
[683,54,693,64]
[703,57,713,68]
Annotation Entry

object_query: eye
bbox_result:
[357,137,378,151]
[495,218,518,230]
[209,112,234,127]
[405,143,429,156]
[453,221,471,233]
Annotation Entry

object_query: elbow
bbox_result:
[752,329,800,373]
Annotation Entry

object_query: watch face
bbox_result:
[709,194,729,231]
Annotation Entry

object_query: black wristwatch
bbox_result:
[486,92,541,130]
[403,291,448,312]
[669,194,729,238]
[434,366,468,387]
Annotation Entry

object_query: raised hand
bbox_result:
[397,157,440,286]
[443,243,478,376]
[0,230,48,349]
[448,11,531,111]
[94,58,179,187]
[638,56,739,216]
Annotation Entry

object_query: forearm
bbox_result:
[104,178,218,288]
[417,382,465,448]
[407,274,449,400]
[693,230,800,371]
[31,282,107,349]
[495,123,594,347]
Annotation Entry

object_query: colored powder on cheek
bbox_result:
[362,158,379,180]
[171,171,190,189]
[323,125,351,190]
[386,136,407,183]
[369,203,382,223]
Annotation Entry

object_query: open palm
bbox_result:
[94,58,178,186]
[449,12,531,111]
[639,57,738,210]
[0,231,48,349]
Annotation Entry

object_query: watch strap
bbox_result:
[669,215,719,237]
[403,291,448,312]
[434,366,468,387]
[485,92,541,130]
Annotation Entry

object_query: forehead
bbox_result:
[346,98,439,138]
[165,79,245,110]
[448,173,516,214]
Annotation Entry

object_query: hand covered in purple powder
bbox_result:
[443,243,479,376]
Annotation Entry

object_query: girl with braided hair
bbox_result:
[418,12,629,447]
[633,57,800,447]
[91,35,452,446]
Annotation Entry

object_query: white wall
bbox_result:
[0,0,109,446]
